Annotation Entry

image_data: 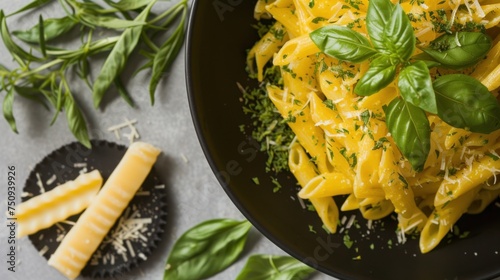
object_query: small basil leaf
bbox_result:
[236,255,316,280]
[3,87,18,133]
[64,94,91,149]
[422,32,491,69]
[93,0,156,108]
[398,61,437,114]
[354,55,397,96]
[310,25,377,63]
[164,219,252,280]
[384,98,430,172]
[12,16,77,44]
[433,74,500,133]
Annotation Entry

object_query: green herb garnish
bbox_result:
[310,0,500,171]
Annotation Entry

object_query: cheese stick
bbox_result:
[48,142,161,280]
[16,170,103,238]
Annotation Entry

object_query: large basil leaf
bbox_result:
[384,98,430,172]
[422,32,491,69]
[398,61,437,114]
[310,25,377,63]
[433,74,500,133]
[236,255,315,280]
[367,0,414,60]
[354,55,397,96]
[164,219,252,280]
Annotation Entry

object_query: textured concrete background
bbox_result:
[0,1,332,280]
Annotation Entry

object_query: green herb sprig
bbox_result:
[0,0,188,148]
[310,0,500,171]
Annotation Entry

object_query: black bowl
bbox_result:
[185,1,500,279]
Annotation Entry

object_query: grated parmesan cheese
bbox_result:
[46,174,57,185]
[39,245,49,256]
[108,118,140,144]
[36,173,45,193]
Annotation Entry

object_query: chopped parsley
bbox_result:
[241,65,294,173]
[343,234,354,249]
[252,177,260,185]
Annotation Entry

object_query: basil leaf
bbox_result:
[398,61,437,114]
[366,0,393,47]
[3,87,18,133]
[422,32,491,69]
[384,98,430,172]
[13,16,77,44]
[92,0,157,108]
[433,74,500,133]
[64,93,91,148]
[366,0,414,60]
[164,219,252,280]
[310,25,377,63]
[354,55,397,96]
[236,255,315,280]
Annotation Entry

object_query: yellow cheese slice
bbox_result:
[48,142,161,280]
[16,170,103,238]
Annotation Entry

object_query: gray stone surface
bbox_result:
[0,1,332,279]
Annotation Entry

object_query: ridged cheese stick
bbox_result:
[48,142,161,280]
[16,170,103,238]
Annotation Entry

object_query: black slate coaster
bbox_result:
[22,140,168,278]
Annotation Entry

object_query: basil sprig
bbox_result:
[236,254,315,280]
[163,219,316,280]
[163,219,252,280]
[310,0,498,171]
[0,0,188,148]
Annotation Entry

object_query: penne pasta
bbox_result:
[247,0,500,254]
